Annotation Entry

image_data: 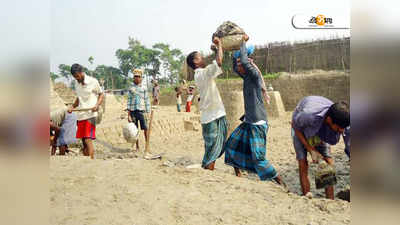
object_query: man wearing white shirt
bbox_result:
[68,63,104,159]
[186,37,227,170]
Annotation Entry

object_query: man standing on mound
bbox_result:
[69,63,104,159]
[224,35,286,187]
[186,37,227,170]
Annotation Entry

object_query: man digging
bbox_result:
[291,96,350,199]
[68,63,104,159]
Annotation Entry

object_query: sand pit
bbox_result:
[50,105,350,225]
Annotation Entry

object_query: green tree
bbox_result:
[152,43,184,85]
[145,49,161,80]
[116,37,153,77]
[116,37,163,89]
[88,56,94,65]
[94,65,123,89]
[50,72,59,81]
[58,64,71,78]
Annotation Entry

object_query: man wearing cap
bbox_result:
[127,69,151,152]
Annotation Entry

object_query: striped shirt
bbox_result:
[127,83,150,112]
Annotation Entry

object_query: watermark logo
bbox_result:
[292,13,349,29]
[309,14,333,26]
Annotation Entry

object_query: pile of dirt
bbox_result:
[53,82,76,104]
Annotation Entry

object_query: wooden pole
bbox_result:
[144,108,154,154]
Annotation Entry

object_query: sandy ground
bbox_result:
[50,104,350,225]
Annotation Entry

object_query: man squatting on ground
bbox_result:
[291,96,350,199]
[68,63,104,159]
[186,36,228,170]
[223,35,286,187]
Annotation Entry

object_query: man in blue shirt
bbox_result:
[292,96,350,199]
[127,69,151,152]
[224,35,285,187]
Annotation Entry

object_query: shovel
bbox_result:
[144,106,162,160]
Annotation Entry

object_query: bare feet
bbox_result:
[305,192,313,199]
[51,146,56,155]
[234,168,241,177]
[273,175,287,189]
[205,161,215,170]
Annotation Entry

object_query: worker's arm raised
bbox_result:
[213,37,223,67]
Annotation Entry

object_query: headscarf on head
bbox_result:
[233,44,255,59]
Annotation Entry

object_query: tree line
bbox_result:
[50,37,185,90]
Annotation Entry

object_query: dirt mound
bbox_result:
[53,82,76,104]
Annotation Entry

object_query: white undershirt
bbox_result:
[244,119,267,125]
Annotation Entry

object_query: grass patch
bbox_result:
[263,73,280,80]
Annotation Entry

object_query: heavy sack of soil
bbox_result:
[122,122,140,143]
[212,21,246,51]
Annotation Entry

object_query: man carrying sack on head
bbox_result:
[223,35,286,187]
[127,69,151,152]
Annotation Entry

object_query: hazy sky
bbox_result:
[51,0,350,73]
